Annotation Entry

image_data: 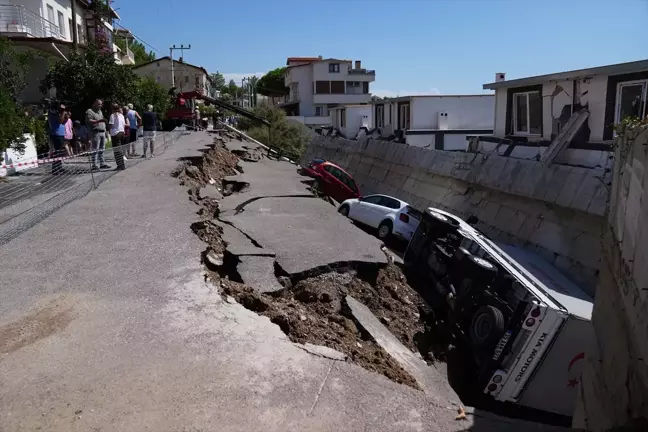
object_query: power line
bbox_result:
[113,22,164,56]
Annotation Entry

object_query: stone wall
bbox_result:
[573,125,648,430]
[303,136,610,295]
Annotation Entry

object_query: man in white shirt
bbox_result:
[108,103,127,170]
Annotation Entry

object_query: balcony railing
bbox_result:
[347,68,376,75]
[0,4,64,39]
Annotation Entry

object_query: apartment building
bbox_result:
[132,56,211,95]
[281,56,376,128]
[0,0,123,103]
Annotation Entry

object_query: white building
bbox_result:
[0,0,123,103]
[472,59,648,166]
[329,105,373,138]
[131,56,212,95]
[281,56,375,128]
[345,95,494,149]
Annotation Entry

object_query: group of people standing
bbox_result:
[48,99,159,174]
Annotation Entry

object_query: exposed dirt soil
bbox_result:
[221,268,422,389]
[178,129,447,391]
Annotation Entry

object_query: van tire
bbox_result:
[470,305,505,347]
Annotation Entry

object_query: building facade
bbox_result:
[131,56,211,95]
[471,59,648,167]
[366,95,494,148]
[281,56,375,128]
[0,0,122,103]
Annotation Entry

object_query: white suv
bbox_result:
[338,194,422,241]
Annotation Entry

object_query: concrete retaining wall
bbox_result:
[303,136,610,294]
[573,125,648,430]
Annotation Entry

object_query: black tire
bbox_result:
[377,220,393,240]
[338,204,350,216]
[470,305,506,347]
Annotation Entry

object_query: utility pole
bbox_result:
[70,0,78,51]
[241,77,247,107]
[169,44,191,90]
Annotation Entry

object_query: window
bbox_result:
[47,5,55,27]
[363,82,369,94]
[156,62,160,67]
[376,105,384,128]
[329,63,340,73]
[338,172,357,192]
[346,81,362,94]
[362,195,383,205]
[184,75,189,84]
[315,106,325,116]
[68,18,72,38]
[398,103,410,130]
[388,104,392,125]
[512,91,542,135]
[615,80,647,124]
[77,24,82,42]
[57,11,66,39]
[340,109,346,127]
[315,81,330,94]
[379,197,401,209]
[195,76,200,88]
[331,81,345,94]
[156,76,161,83]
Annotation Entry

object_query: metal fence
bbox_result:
[0,128,186,246]
[0,4,64,39]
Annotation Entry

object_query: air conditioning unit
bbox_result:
[496,72,506,82]
[438,112,449,130]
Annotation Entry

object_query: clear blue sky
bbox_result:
[113,0,648,96]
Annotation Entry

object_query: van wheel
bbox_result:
[377,220,393,239]
[470,305,505,347]
[338,204,350,217]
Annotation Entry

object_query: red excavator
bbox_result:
[164,90,269,130]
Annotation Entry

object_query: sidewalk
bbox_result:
[0,132,566,432]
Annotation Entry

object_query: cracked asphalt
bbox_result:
[0,131,568,432]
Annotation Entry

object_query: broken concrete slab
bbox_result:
[345,295,460,405]
[237,255,284,293]
[220,197,387,275]
[198,184,223,200]
[219,222,275,257]
[205,250,224,267]
[297,343,347,361]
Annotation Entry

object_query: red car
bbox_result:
[299,158,326,178]
[310,161,360,203]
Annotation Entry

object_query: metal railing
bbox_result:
[0,127,186,246]
[0,4,64,39]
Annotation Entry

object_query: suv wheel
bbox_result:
[338,204,350,216]
[377,220,393,239]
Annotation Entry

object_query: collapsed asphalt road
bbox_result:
[174,127,573,430]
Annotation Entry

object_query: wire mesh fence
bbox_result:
[0,127,186,246]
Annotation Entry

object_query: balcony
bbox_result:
[313,93,372,105]
[121,46,135,65]
[347,68,376,75]
[0,4,64,39]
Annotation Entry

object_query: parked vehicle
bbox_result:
[403,207,595,417]
[338,195,422,241]
[309,162,360,203]
[299,158,326,178]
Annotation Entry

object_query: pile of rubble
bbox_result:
[175,131,449,389]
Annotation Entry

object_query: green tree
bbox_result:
[209,72,226,90]
[115,39,155,64]
[237,105,309,158]
[132,76,171,116]
[0,36,32,157]
[256,67,288,97]
[41,43,139,120]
